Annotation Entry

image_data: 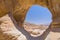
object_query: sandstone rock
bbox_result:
[0,0,60,40]
[24,22,48,37]
[0,0,60,28]
[45,28,60,40]
[0,14,27,40]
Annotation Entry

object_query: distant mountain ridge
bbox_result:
[24,22,49,30]
[24,22,49,37]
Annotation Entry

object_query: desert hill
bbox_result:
[24,22,49,37]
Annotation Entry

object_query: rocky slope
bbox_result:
[0,14,27,40]
[24,22,49,37]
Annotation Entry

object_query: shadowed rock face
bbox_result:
[0,0,60,28]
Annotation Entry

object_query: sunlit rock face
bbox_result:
[0,0,60,40]
[0,0,60,28]
[0,0,48,27]
[45,28,60,40]
[0,14,27,40]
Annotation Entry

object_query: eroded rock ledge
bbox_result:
[0,14,27,40]
[0,0,60,28]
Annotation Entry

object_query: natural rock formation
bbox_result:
[0,0,60,28]
[45,28,60,40]
[0,0,60,40]
[0,14,27,40]
[24,22,48,37]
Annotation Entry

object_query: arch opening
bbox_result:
[24,5,52,37]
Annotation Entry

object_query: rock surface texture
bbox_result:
[0,0,60,40]
[24,22,48,37]
[0,0,60,28]
[0,14,27,40]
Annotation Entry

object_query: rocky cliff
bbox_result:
[0,0,60,40]
[0,0,60,28]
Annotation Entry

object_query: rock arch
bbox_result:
[0,0,60,28]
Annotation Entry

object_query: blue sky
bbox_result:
[25,5,52,25]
